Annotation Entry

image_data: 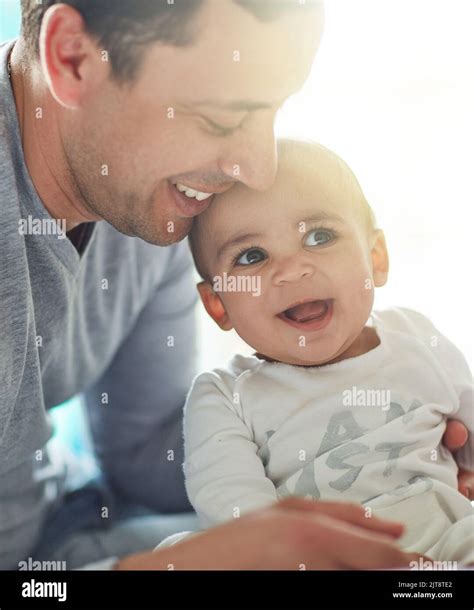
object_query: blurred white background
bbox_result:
[197,0,474,372]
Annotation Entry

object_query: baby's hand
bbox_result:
[443,419,473,499]
[457,467,473,500]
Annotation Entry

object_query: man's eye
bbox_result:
[304,229,335,247]
[204,118,242,137]
[235,248,266,266]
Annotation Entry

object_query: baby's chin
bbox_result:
[254,325,376,367]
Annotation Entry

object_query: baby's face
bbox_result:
[194,144,388,366]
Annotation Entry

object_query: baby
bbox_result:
[176,140,474,564]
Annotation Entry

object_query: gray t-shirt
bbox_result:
[0,40,197,569]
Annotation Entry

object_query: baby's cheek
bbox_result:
[341,270,375,325]
[336,253,373,293]
[225,290,260,314]
[226,295,273,347]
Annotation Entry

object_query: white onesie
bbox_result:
[180,308,474,563]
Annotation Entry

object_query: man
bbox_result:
[0,0,471,570]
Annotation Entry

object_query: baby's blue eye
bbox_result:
[305,229,334,247]
[235,248,266,266]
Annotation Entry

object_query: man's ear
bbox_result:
[197,282,233,331]
[39,4,108,108]
[370,229,389,287]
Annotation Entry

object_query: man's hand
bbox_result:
[115,498,417,570]
[443,419,473,499]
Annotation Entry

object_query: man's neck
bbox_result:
[9,41,101,232]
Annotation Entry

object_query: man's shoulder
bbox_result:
[0,40,24,239]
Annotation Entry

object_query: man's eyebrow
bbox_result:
[299,211,346,225]
[216,231,263,260]
[191,100,274,112]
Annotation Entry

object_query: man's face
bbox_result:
[61,0,324,245]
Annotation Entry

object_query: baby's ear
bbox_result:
[197,282,233,331]
[370,229,389,287]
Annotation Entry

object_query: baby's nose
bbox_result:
[272,257,315,285]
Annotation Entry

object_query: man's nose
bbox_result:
[220,112,278,192]
[272,256,315,286]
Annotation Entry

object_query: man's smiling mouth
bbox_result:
[173,182,215,202]
[169,180,237,218]
[277,298,334,331]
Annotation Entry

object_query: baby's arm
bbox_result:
[430,319,473,471]
[184,372,278,528]
[392,309,473,470]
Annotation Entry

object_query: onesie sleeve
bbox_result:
[388,308,473,470]
[184,371,278,528]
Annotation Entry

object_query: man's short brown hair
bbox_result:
[20,0,323,82]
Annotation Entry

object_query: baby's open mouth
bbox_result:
[278,298,334,330]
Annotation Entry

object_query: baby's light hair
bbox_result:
[277,138,377,235]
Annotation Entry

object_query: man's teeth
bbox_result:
[175,183,214,202]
